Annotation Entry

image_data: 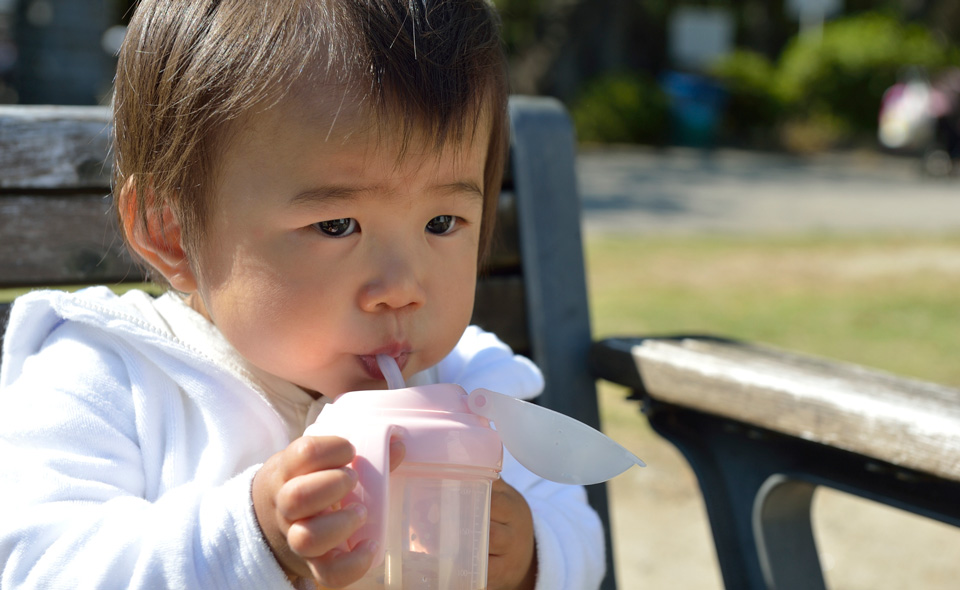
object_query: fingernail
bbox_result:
[350,503,368,521]
[342,467,358,482]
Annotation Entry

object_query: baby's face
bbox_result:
[187,89,487,397]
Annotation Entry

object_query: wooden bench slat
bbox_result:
[0,106,113,189]
[0,276,529,375]
[633,338,960,483]
[0,193,517,288]
[0,193,141,285]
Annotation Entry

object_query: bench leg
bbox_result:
[645,403,827,590]
[644,399,960,590]
[754,476,825,590]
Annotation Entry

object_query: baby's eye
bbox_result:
[426,215,457,235]
[315,218,358,237]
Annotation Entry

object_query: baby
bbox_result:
[0,1,603,589]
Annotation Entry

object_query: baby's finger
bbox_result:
[277,467,359,523]
[287,503,368,558]
[281,436,356,479]
[489,479,522,523]
[487,519,512,556]
[307,539,379,589]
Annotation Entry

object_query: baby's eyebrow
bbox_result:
[290,180,483,207]
[289,186,367,206]
[438,180,484,200]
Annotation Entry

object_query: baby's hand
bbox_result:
[252,435,404,588]
[487,479,537,590]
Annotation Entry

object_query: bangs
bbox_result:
[113,0,508,268]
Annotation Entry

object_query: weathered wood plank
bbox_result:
[0,105,112,189]
[633,338,960,483]
[0,193,142,285]
[0,187,518,287]
[2,278,526,368]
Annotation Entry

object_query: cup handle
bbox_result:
[343,420,400,569]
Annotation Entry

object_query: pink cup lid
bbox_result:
[325,383,503,470]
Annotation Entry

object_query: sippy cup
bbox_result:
[305,355,645,589]
[306,382,501,590]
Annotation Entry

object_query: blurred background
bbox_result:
[3,0,960,160]
[3,1,959,588]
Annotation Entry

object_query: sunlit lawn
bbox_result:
[586,232,960,388]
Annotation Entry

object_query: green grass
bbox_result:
[585,232,960,388]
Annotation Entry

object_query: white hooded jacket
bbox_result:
[0,287,603,590]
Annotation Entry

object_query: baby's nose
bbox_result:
[358,259,426,312]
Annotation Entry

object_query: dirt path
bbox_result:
[577,147,960,236]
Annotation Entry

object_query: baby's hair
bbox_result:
[112,0,508,270]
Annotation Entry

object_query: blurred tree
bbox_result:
[494,0,960,102]
[570,71,670,144]
[777,11,957,134]
[710,49,783,145]
[494,0,668,100]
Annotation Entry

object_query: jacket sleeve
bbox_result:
[439,326,606,590]
[0,327,292,590]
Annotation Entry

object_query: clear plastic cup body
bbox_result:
[347,464,496,590]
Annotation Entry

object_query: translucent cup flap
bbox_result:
[467,388,645,485]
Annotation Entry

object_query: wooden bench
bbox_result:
[591,336,960,589]
[0,98,618,589]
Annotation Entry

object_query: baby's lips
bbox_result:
[358,355,385,380]
[357,350,409,380]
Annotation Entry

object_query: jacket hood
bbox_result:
[2,287,205,390]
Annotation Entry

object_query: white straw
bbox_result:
[376,354,406,390]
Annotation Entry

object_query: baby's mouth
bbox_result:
[358,352,409,382]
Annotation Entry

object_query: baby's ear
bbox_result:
[117,179,199,293]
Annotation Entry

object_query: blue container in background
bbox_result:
[661,71,728,147]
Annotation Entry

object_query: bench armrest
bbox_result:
[591,336,960,484]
